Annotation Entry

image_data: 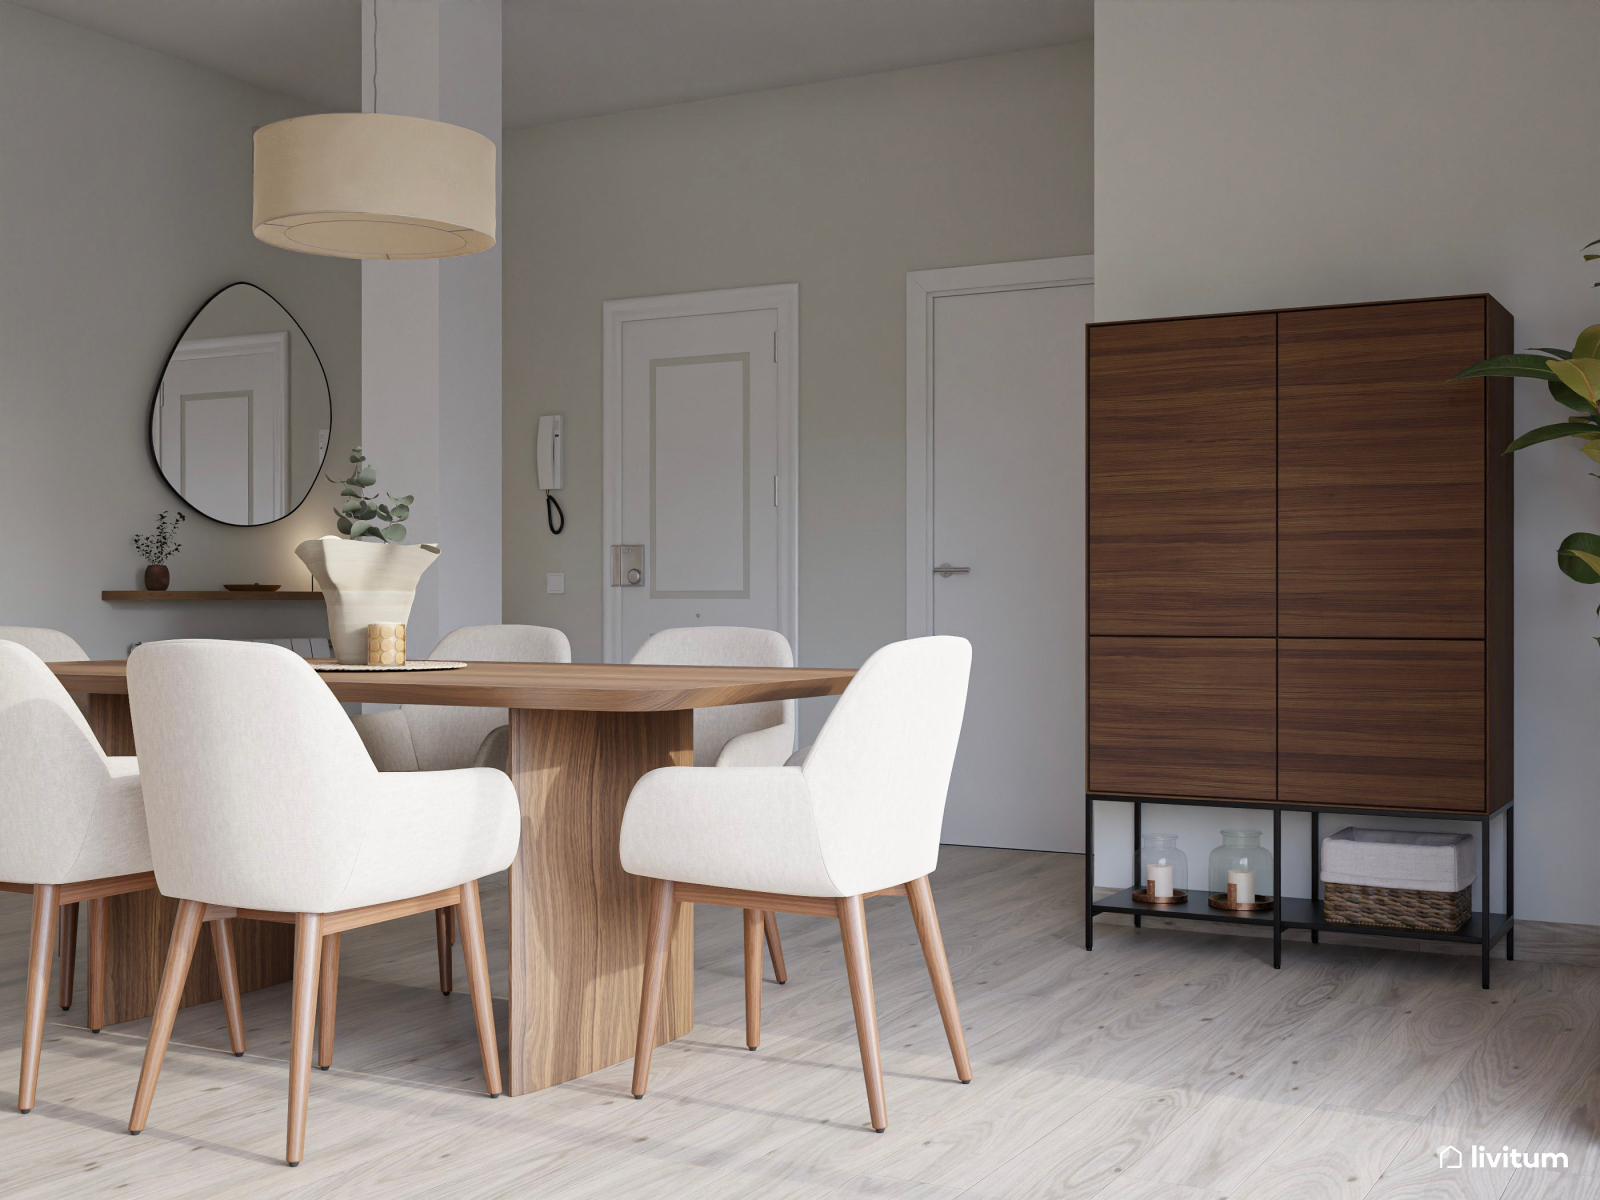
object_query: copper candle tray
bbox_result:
[1208,893,1275,912]
[1130,888,1189,905]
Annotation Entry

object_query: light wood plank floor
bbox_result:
[1,846,1596,1199]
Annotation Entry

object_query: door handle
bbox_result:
[933,563,971,577]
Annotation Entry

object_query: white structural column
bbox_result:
[360,0,503,655]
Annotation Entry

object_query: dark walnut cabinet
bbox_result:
[1087,295,1513,814]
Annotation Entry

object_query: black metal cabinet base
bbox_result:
[1084,794,1514,988]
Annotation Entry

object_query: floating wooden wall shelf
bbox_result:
[101,591,323,602]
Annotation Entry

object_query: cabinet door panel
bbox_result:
[1089,637,1276,799]
[1089,314,1277,635]
[1278,299,1487,638]
[1278,639,1485,811]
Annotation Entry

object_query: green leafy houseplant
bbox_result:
[1458,319,1600,629]
[132,510,185,564]
[328,447,413,542]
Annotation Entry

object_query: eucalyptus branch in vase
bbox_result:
[327,447,413,542]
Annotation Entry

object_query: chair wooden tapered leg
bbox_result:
[87,897,107,1033]
[286,913,324,1167]
[837,894,887,1132]
[763,910,788,984]
[58,902,78,1011]
[743,908,763,1050]
[211,918,247,1056]
[434,908,453,995]
[128,898,206,1133]
[18,885,60,1113]
[316,932,340,1070]
[905,875,971,1083]
[448,905,457,945]
[455,880,502,1097]
[631,878,675,1099]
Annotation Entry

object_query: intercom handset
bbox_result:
[538,415,565,534]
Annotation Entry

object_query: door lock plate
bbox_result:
[612,544,644,587]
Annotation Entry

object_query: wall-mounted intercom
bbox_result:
[537,414,564,534]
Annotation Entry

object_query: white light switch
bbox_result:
[546,572,565,594]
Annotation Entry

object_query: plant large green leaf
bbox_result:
[1549,379,1596,412]
[1574,325,1600,360]
[1455,354,1557,381]
[1532,346,1575,359]
[1549,357,1600,407]
[1506,422,1600,452]
[1559,532,1600,583]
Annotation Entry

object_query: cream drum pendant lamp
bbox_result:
[252,112,495,260]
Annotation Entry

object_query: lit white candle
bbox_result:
[1147,860,1175,898]
[1227,867,1255,906]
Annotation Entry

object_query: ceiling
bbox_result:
[10,0,1092,128]
[12,0,364,112]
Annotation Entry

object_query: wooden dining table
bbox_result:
[48,658,854,1097]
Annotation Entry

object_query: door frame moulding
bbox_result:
[602,283,800,664]
[905,256,1094,636]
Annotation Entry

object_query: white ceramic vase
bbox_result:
[295,536,441,664]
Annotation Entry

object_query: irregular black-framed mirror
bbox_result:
[149,282,331,526]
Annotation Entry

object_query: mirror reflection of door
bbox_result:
[148,282,331,526]
[153,333,287,524]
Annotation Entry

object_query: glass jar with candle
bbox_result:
[1208,829,1274,905]
[1139,833,1187,899]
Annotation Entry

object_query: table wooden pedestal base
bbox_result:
[506,707,695,1096]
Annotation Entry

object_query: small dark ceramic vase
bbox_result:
[144,564,170,591]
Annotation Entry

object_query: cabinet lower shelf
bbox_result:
[1092,887,1513,946]
[1085,793,1515,987]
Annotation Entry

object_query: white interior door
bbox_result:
[909,260,1092,852]
[604,287,798,663]
[153,332,288,523]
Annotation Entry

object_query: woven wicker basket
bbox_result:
[1322,880,1471,932]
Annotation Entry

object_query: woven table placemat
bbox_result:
[312,660,468,673]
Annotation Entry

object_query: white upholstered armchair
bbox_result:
[351,623,569,993]
[0,626,92,1014]
[621,635,973,1132]
[125,640,519,1165]
[631,625,799,982]
[352,623,571,772]
[0,640,244,1113]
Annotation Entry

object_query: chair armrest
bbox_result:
[351,708,419,772]
[619,766,842,895]
[473,724,509,773]
[715,722,796,769]
[331,768,520,911]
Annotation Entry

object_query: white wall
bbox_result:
[360,0,502,660]
[502,43,1093,736]
[1095,0,1600,924]
[0,3,360,657]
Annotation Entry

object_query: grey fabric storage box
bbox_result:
[1321,827,1475,892]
